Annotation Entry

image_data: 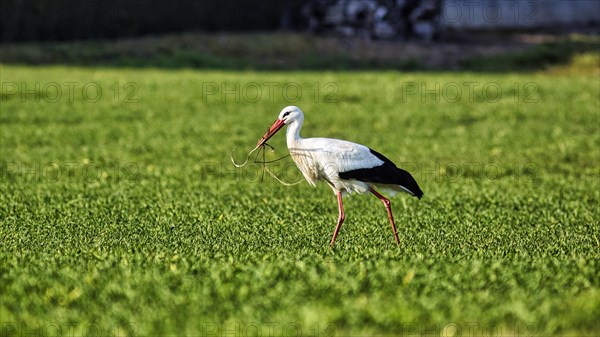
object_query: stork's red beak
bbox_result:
[257,119,285,147]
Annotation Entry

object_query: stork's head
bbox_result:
[257,106,303,147]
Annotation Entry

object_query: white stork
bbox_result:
[257,106,423,246]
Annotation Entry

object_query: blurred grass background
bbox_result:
[1,32,599,72]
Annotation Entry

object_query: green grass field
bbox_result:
[1,54,599,336]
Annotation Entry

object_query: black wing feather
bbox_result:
[339,149,423,199]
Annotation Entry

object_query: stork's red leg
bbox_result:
[369,188,400,244]
[329,192,345,246]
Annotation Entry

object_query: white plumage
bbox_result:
[288,138,383,193]
[257,106,422,246]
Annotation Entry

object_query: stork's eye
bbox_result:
[282,111,292,118]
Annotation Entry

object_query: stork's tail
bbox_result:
[393,168,423,199]
[338,148,424,199]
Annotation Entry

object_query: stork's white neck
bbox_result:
[286,118,303,149]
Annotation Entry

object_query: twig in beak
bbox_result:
[264,166,303,186]
[230,145,260,168]
[261,144,266,182]
[231,143,302,186]
[263,143,275,151]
